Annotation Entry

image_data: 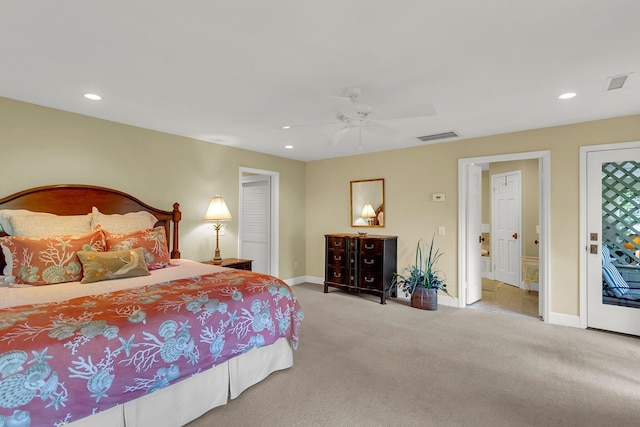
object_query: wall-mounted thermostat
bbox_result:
[432,193,446,202]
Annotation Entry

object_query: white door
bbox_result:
[492,171,521,286]
[587,147,640,336]
[467,164,483,304]
[240,175,271,274]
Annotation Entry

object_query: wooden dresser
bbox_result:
[324,233,398,304]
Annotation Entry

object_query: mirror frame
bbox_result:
[350,178,385,228]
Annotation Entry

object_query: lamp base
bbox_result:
[212,247,222,264]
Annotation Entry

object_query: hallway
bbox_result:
[468,278,540,318]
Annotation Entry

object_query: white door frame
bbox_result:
[579,140,640,329]
[458,150,550,322]
[239,167,280,277]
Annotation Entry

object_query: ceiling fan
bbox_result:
[325,86,436,149]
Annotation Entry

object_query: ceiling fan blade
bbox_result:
[327,95,358,118]
[330,126,351,145]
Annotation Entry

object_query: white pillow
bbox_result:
[0,209,92,238]
[91,206,158,234]
[0,209,48,235]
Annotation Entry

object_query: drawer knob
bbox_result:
[364,259,374,265]
[334,272,341,278]
[364,277,374,283]
[365,244,374,250]
[334,255,341,261]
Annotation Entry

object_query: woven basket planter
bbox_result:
[411,287,438,310]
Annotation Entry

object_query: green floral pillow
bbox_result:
[77,247,150,284]
[0,229,106,285]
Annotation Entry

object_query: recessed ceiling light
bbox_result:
[282,125,291,129]
[84,93,102,101]
[285,145,294,149]
[558,92,576,100]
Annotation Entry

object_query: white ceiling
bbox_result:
[2,1,639,162]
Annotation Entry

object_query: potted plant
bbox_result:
[393,235,449,310]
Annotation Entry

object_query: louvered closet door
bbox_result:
[240,175,271,274]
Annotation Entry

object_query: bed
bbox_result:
[0,185,303,427]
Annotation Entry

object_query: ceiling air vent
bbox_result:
[607,74,629,91]
[417,131,459,142]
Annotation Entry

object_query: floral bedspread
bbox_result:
[0,270,303,427]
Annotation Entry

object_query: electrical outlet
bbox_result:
[438,226,445,236]
[218,224,226,236]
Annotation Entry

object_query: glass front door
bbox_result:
[587,147,640,335]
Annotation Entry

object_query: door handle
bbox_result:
[512,232,518,240]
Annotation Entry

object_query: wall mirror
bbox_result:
[350,178,384,227]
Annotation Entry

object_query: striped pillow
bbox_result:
[602,263,629,298]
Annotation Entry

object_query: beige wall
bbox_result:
[0,97,306,280]
[306,114,640,317]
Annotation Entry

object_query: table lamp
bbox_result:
[361,202,376,225]
[204,195,232,264]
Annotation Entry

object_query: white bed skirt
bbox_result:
[67,338,293,427]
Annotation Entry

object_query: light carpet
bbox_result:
[187,283,640,427]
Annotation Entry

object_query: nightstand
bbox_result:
[203,258,253,271]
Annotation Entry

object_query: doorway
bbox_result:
[458,151,550,321]
[238,167,279,277]
[581,142,640,335]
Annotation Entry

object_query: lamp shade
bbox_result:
[204,196,232,221]
[361,203,376,219]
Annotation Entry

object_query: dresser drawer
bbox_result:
[328,249,348,268]
[327,266,349,285]
[359,254,383,272]
[327,236,348,250]
[360,239,385,254]
[359,271,382,290]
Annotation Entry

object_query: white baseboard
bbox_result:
[437,295,459,308]
[547,311,581,328]
[283,276,323,287]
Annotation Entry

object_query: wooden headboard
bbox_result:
[0,184,182,268]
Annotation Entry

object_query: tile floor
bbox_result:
[468,278,540,319]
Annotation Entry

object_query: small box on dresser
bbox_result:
[324,233,398,304]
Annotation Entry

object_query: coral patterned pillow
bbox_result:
[103,226,170,270]
[0,229,106,285]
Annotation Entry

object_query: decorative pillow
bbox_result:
[602,263,630,298]
[0,209,92,238]
[0,230,106,285]
[77,247,150,284]
[104,226,170,270]
[91,206,158,234]
[0,209,37,235]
